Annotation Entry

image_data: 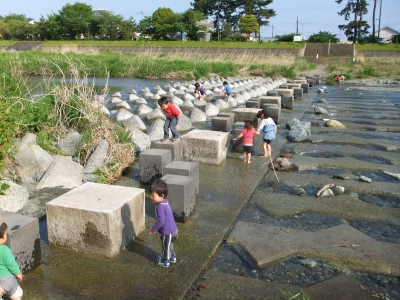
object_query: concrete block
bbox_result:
[233,122,245,130]
[287,83,301,89]
[232,108,260,127]
[294,88,303,100]
[139,149,172,183]
[267,90,278,96]
[294,79,307,84]
[211,117,233,133]
[312,76,320,84]
[307,79,315,87]
[278,84,288,89]
[46,182,145,257]
[154,140,183,161]
[182,130,229,165]
[262,103,279,112]
[259,96,281,108]
[164,161,199,193]
[161,174,196,223]
[274,88,294,96]
[301,83,310,93]
[245,100,260,109]
[232,128,244,153]
[217,112,235,124]
[266,106,281,124]
[2,212,41,274]
[282,95,294,109]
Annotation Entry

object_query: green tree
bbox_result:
[239,14,259,38]
[119,17,137,40]
[307,31,339,43]
[138,16,154,35]
[275,33,296,42]
[96,11,124,40]
[336,0,369,43]
[182,9,206,40]
[36,14,62,40]
[152,8,179,40]
[58,2,94,39]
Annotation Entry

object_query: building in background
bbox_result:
[375,26,399,42]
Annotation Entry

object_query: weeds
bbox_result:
[279,289,311,300]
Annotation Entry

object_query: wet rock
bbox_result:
[359,175,372,183]
[190,107,207,123]
[146,108,166,123]
[114,100,131,110]
[299,258,317,268]
[280,153,293,158]
[83,174,97,183]
[325,119,346,129]
[314,99,327,104]
[383,171,400,181]
[349,192,359,199]
[271,158,293,171]
[332,174,351,180]
[292,187,306,196]
[287,121,311,143]
[316,88,324,94]
[128,128,151,152]
[331,186,345,195]
[314,106,328,115]
[176,114,192,132]
[319,189,334,197]
[115,109,134,122]
[374,127,388,132]
[122,115,147,132]
[112,92,121,97]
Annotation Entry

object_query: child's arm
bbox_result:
[232,133,243,141]
[16,272,22,281]
[149,205,166,235]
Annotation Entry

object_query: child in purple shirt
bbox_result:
[148,179,178,268]
[194,82,205,99]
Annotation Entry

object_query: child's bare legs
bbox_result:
[247,152,252,163]
[262,142,268,157]
[267,144,272,157]
[243,152,248,162]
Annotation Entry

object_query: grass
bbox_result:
[356,43,400,51]
[0,40,14,46]
[40,40,304,49]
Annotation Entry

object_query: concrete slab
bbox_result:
[139,148,172,183]
[46,182,145,257]
[217,112,235,124]
[245,100,260,108]
[232,108,260,126]
[182,130,229,165]
[211,116,233,132]
[228,221,400,274]
[154,140,183,161]
[259,96,281,107]
[161,174,196,223]
[163,161,200,193]
[2,212,41,274]
[275,88,294,96]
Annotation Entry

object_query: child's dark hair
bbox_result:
[0,222,8,239]
[150,179,168,198]
[244,119,254,128]
[195,83,200,88]
[257,109,268,119]
[158,96,168,106]
[223,81,228,85]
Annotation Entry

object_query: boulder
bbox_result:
[111,97,122,104]
[147,119,170,142]
[84,139,109,174]
[287,121,311,142]
[0,180,29,212]
[193,99,207,109]
[176,114,192,132]
[112,92,122,97]
[331,186,345,195]
[314,106,328,115]
[114,100,131,111]
[227,97,238,108]
[100,106,110,116]
[137,104,153,116]
[205,103,220,117]
[326,119,346,129]
[115,109,134,122]
[128,94,140,101]
[58,131,82,155]
[128,128,151,152]
[171,96,183,106]
[121,115,147,132]
[135,98,148,104]
[147,108,166,123]
[14,145,54,183]
[181,99,195,111]
[319,189,334,197]
[36,156,84,190]
[16,133,37,152]
[190,107,207,123]
[214,99,229,111]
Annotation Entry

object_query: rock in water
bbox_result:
[359,175,372,183]
[319,189,334,197]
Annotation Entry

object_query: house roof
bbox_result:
[378,26,399,35]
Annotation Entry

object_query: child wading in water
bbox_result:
[158,96,181,142]
[256,110,277,157]
[148,179,178,268]
[0,216,23,300]
[233,119,260,163]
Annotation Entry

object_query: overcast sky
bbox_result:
[1,0,399,39]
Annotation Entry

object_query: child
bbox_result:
[222,81,232,97]
[233,119,260,164]
[148,179,178,268]
[256,110,277,157]
[158,96,181,142]
[194,83,205,99]
[0,216,23,300]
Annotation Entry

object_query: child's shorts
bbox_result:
[243,145,253,153]
[0,274,23,299]
[263,139,272,144]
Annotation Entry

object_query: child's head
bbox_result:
[223,81,228,86]
[158,96,169,110]
[244,119,254,129]
[0,217,8,244]
[195,83,200,89]
[150,179,168,203]
[257,110,267,119]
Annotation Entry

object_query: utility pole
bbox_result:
[217,1,220,42]
[141,6,144,20]
[296,16,298,35]
[378,0,383,38]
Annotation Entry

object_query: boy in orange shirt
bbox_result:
[158,97,181,142]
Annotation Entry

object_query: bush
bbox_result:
[236,36,247,42]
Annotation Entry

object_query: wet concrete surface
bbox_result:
[20,81,400,299]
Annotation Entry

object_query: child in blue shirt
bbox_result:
[148,179,178,268]
[222,81,232,97]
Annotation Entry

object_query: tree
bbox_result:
[336,0,369,43]
[275,33,296,42]
[58,2,95,39]
[138,16,154,35]
[152,7,175,39]
[0,14,34,40]
[307,31,339,43]
[182,9,206,40]
[239,14,259,38]
[155,13,185,40]
[36,14,62,40]
[119,17,137,40]
[96,11,124,40]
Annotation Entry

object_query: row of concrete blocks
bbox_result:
[139,148,199,224]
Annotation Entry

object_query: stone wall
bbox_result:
[304,44,354,57]
[357,50,400,57]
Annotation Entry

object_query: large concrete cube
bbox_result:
[232,128,244,153]
[294,88,303,100]
[259,96,281,108]
[282,95,294,109]
[139,149,172,183]
[232,108,260,127]
[301,83,310,93]
[245,100,260,108]
[2,212,41,274]
[267,90,278,96]
[182,130,229,165]
[154,140,183,161]
[287,83,301,89]
[274,88,294,96]
[266,106,281,124]
[217,112,235,124]
[163,161,200,193]
[211,117,233,133]
[46,183,145,257]
[307,79,315,87]
[161,174,196,223]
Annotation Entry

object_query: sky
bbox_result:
[1,0,399,39]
